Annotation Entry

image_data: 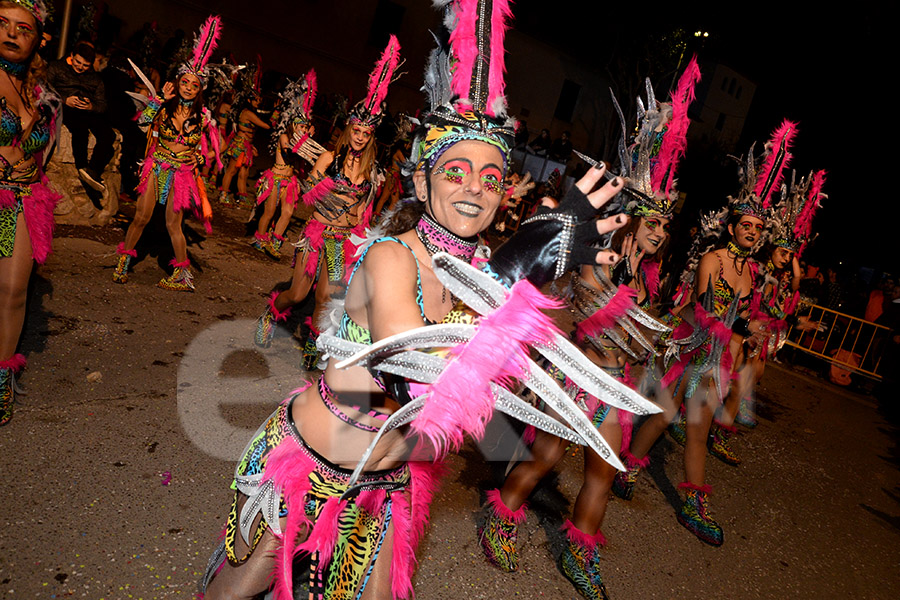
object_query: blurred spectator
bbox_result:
[47,41,115,193]
[514,119,529,148]
[865,276,895,322]
[823,267,844,311]
[529,128,551,155]
[549,130,572,162]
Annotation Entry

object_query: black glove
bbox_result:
[488,182,622,288]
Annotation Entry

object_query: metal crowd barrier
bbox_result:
[783,303,891,380]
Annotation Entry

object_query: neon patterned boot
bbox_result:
[158,259,195,292]
[735,395,758,428]
[676,482,723,546]
[250,231,270,254]
[0,354,26,426]
[267,233,286,259]
[668,406,687,447]
[611,450,650,501]
[113,243,136,284]
[301,319,321,371]
[478,489,526,572]
[557,520,610,600]
[709,421,741,466]
[255,292,291,348]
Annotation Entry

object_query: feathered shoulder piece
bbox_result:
[348,35,403,129]
[610,56,701,219]
[178,15,222,85]
[409,0,517,174]
[770,169,826,258]
[727,119,798,221]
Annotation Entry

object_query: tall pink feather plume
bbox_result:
[410,280,562,455]
[643,260,661,300]
[449,0,513,117]
[754,119,798,209]
[390,459,446,599]
[576,285,637,341]
[652,55,701,196]
[794,169,826,238]
[263,438,315,600]
[303,177,336,206]
[191,15,222,73]
[20,181,62,265]
[304,69,317,118]
[364,35,401,116]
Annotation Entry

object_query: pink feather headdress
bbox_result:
[179,15,222,84]
[611,55,702,219]
[728,119,798,221]
[770,168,826,257]
[410,0,517,171]
[348,35,402,129]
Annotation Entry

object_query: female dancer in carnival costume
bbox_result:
[112,16,224,291]
[251,70,325,258]
[613,120,798,546]
[219,61,270,206]
[200,2,659,598]
[712,169,825,446]
[479,60,700,599]
[0,0,61,425]
[253,37,398,369]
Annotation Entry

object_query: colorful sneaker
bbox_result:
[158,260,195,292]
[478,489,526,572]
[735,395,758,428]
[0,354,26,426]
[708,421,741,466]
[255,293,291,348]
[668,407,687,446]
[676,482,723,546]
[266,233,285,259]
[611,451,650,501]
[558,521,610,600]
[112,243,136,284]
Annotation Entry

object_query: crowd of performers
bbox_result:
[0,1,829,599]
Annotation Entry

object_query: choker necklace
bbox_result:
[726,240,751,259]
[178,98,194,108]
[416,213,478,304]
[0,57,27,79]
[348,147,363,159]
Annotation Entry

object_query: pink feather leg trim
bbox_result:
[679,481,713,494]
[522,424,536,446]
[621,449,650,469]
[116,242,137,258]
[267,292,291,321]
[169,258,190,269]
[484,488,527,523]
[755,119,798,209]
[409,280,562,455]
[561,519,607,556]
[0,353,26,372]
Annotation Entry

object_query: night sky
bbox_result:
[510,2,887,275]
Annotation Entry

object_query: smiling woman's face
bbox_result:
[635,216,671,255]
[415,139,505,239]
[0,6,38,65]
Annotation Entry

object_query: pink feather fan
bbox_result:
[755,119,798,209]
[364,35,401,116]
[190,15,222,74]
[651,55,701,197]
[448,0,513,117]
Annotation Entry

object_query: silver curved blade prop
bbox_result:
[127,58,157,100]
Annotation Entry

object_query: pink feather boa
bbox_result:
[575,284,637,342]
[642,260,661,301]
[409,280,562,455]
[1,179,62,264]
